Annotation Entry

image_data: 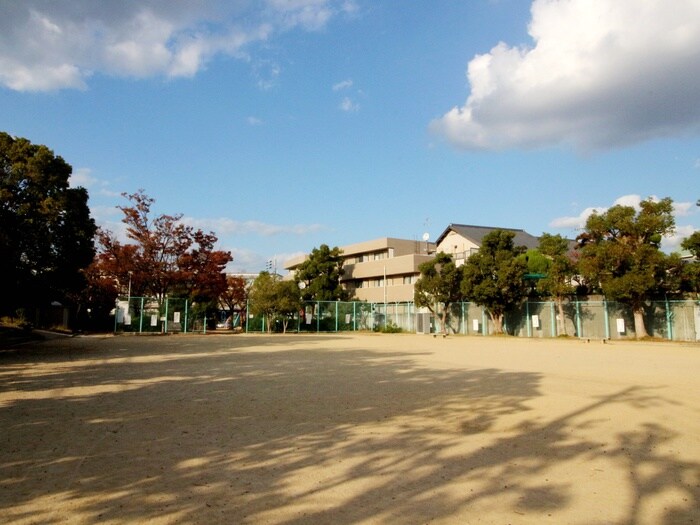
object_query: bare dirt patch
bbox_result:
[1,334,699,524]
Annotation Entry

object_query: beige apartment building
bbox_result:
[284,237,434,302]
[284,225,542,303]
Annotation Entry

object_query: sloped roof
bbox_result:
[435,224,541,250]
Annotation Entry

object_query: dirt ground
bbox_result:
[1,333,699,524]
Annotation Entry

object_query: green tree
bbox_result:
[577,197,675,338]
[414,252,463,334]
[680,231,700,296]
[0,132,96,320]
[275,280,303,333]
[521,248,549,276]
[249,272,278,333]
[681,231,700,258]
[248,272,302,333]
[461,230,528,334]
[537,233,578,336]
[295,244,347,301]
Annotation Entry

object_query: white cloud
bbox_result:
[253,59,281,90]
[247,116,264,126]
[431,0,700,151]
[332,79,353,91]
[549,194,698,250]
[549,206,605,230]
[665,224,697,252]
[68,167,96,188]
[0,1,353,91]
[182,217,326,237]
[339,96,359,112]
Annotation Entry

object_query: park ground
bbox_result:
[1,332,699,524]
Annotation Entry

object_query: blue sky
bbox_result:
[1,0,699,272]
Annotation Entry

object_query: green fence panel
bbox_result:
[119,297,699,341]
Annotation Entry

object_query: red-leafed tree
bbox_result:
[219,275,249,315]
[178,230,231,302]
[89,190,231,308]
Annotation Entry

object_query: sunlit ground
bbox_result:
[1,333,698,524]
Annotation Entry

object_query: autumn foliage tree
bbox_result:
[91,190,231,310]
[218,275,250,325]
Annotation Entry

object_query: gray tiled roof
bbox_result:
[436,224,541,250]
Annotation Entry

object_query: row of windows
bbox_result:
[349,249,394,264]
[350,274,416,289]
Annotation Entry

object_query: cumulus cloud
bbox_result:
[549,194,698,251]
[431,0,700,151]
[0,0,353,91]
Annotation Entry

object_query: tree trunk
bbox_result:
[556,297,567,336]
[440,309,449,335]
[490,312,504,334]
[633,307,648,339]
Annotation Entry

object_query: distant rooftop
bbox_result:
[436,223,541,250]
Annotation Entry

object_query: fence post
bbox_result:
[184,299,188,334]
[353,301,357,331]
[114,298,119,333]
[575,300,582,338]
[550,301,556,337]
[245,301,249,333]
[603,299,610,340]
[204,315,207,334]
[335,301,339,332]
[164,297,169,333]
[526,300,531,338]
[665,296,673,340]
[482,308,487,335]
[316,302,320,333]
[139,297,144,333]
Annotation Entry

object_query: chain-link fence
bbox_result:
[113,297,699,341]
[242,299,700,341]
[113,297,211,334]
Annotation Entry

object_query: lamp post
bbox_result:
[127,271,133,302]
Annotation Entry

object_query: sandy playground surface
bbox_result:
[1,332,699,524]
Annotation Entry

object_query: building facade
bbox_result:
[284,226,543,302]
[284,237,434,302]
[435,224,541,266]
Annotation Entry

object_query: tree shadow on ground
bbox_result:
[0,335,698,524]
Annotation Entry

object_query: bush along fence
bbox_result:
[114,297,213,334]
[242,299,700,341]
